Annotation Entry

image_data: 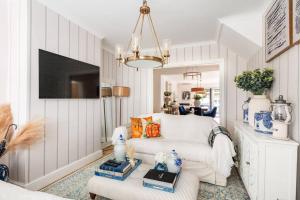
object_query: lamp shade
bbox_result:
[191,87,205,94]
[112,86,130,97]
[101,87,112,97]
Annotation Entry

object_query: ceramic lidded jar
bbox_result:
[271,95,292,140]
[248,95,271,127]
[114,134,126,162]
[166,150,182,173]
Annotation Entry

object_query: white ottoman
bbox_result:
[88,163,199,200]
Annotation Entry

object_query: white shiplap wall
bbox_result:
[157,42,248,132]
[24,0,103,184]
[248,45,300,200]
[101,49,153,127]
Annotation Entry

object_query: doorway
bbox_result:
[153,64,223,124]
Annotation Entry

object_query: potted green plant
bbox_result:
[234,68,274,127]
[193,94,203,107]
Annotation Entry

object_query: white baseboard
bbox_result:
[20,150,103,191]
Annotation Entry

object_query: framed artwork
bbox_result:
[182,91,191,100]
[293,0,300,43]
[265,0,292,62]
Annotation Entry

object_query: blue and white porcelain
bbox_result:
[166,150,182,173]
[242,98,250,123]
[254,111,273,134]
[0,164,9,182]
[154,162,168,172]
[113,134,126,162]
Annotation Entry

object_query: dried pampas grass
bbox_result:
[0,104,13,141]
[7,119,44,151]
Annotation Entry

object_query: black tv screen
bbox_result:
[39,49,100,99]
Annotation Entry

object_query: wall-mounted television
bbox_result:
[39,49,100,99]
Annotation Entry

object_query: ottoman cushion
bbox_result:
[88,164,199,200]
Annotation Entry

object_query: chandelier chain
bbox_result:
[148,14,164,59]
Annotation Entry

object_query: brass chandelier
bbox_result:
[115,0,171,69]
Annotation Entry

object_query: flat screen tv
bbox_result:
[39,49,100,99]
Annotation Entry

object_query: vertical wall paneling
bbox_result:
[210,43,219,59]
[127,68,135,121]
[176,47,185,63]
[279,52,289,97]
[68,101,79,163]
[192,46,201,61]
[68,22,79,164]
[57,16,70,168]
[103,51,107,82]
[147,69,154,113]
[78,28,87,159]
[8,0,21,181]
[202,45,210,60]
[5,0,103,184]
[134,69,141,116]
[122,66,129,124]
[140,69,147,114]
[169,48,177,64]
[236,57,247,121]
[29,0,46,181]
[78,100,87,158]
[94,38,101,151]
[86,101,94,154]
[184,47,193,61]
[226,50,237,133]
[44,8,59,174]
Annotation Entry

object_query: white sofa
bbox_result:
[127,113,236,186]
[0,181,71,200]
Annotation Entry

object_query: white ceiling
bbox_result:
[38,0,271,49]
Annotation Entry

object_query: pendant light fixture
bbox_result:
[183,71,205,94]
[115,0,171,69]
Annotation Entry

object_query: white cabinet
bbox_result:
[234,122,298,200]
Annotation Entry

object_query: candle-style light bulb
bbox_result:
[162,39,171,57]
[131,33,141,53]
[115,45,123,60]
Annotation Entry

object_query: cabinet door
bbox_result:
[241,136,250,190]
[248,139,258,200]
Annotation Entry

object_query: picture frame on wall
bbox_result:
[292,0,300,44]
[265,0,292,62]
[182,91,191,100]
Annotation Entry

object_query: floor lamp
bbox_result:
[112,86,130,126]
[101,87,112,142]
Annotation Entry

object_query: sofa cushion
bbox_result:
[159,114,218,144]
[127,138,213,164]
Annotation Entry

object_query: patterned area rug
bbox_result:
[42,155,249,200]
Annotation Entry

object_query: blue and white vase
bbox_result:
[254,111,273,134]
[0,164,9,182]
[114,134,126,162]
[166,150,182,173]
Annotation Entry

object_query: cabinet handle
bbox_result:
[246,161,250,165]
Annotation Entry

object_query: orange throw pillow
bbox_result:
[145,122,160,138]
[131,116,152,138]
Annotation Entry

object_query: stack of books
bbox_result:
[95,158,141,181]
[143,169,181,193]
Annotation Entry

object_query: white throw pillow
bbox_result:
[160,114,218,143]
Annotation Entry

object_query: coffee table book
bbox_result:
[95,159,142,181]
[143,169,181,193]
